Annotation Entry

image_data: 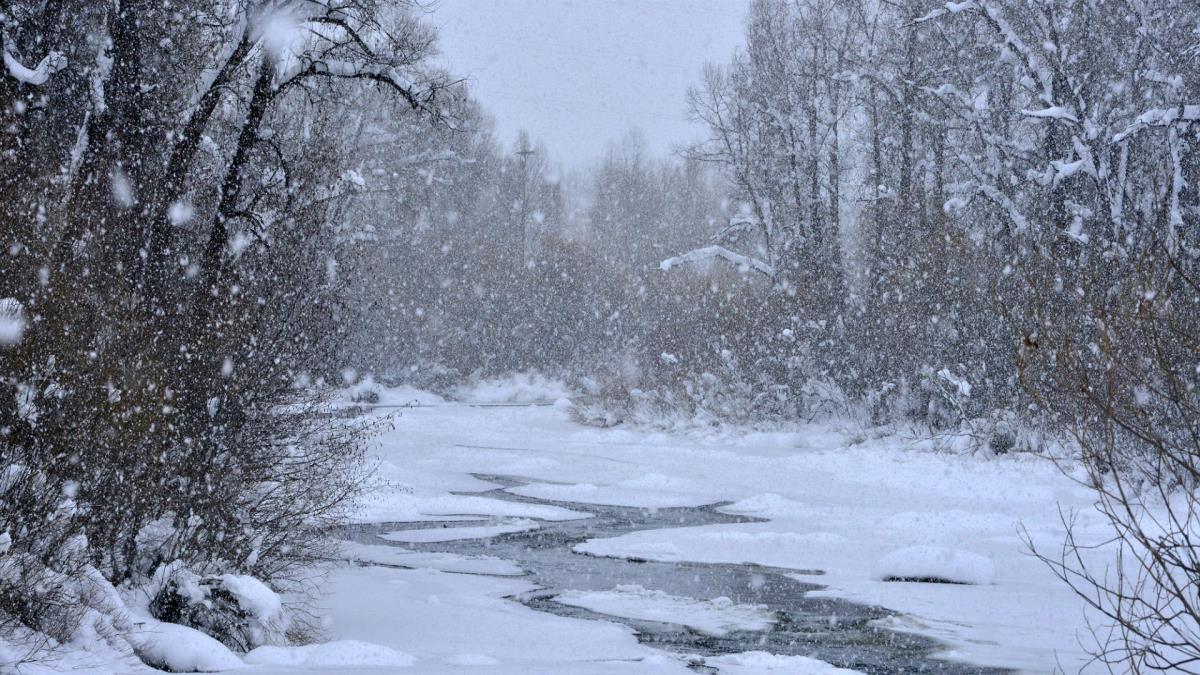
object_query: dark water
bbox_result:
[338,474,1006,674]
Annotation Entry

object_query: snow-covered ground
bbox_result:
[306,384,1106,674]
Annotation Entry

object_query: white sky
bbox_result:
[425,0,750,168]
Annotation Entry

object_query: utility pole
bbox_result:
[516,142,537,268]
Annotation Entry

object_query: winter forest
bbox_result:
[1,0,1199,672]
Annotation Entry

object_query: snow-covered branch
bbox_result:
[279,57,431,112]
[913,1,978,25]
[660,245,775,278]
[2,39,66,86]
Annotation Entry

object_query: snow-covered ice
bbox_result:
[340,541,526,576]
[320,390,1107,673]
[307,565,692,674]
[554,585,776,637]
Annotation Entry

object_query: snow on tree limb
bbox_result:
[2,40,66,86]
[1113,105,1200,143]
[660,245,775,278]
[1021,106,1078,123]
[914,1,978,24]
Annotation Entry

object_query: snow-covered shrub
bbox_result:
[911,366,976,431]
[348,374,382,404]
[1019,222,1200,668]
[0,462,91,652]
[799,378,852,421]
[970,410,1045,456]
[149,564,288,652]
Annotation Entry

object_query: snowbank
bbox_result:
[872,546,996,585]
[245,640,414,668]
[452,373,573,404]
[127,620,245,672]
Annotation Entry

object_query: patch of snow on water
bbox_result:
[553,585,775,637]
[341,541,525,576]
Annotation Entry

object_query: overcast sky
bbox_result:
[425,0,750,168]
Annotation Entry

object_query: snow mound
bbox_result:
[723,492,810,518]
[873,546,995,585]
[128,620,245,672]
[554,585,775,637]
[245,640,414,668]
[705,651,861,673]
[453,373,573,404]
